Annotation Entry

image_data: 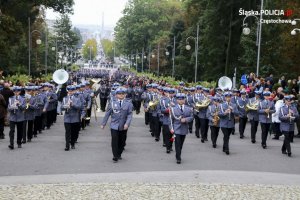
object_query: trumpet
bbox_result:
[227,103,233,121]
[289,108,295,124]
[65,96,72,112]
[265,106,270,119]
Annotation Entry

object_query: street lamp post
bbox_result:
[172,36,175,78]
[291,28,300,35]
[186,24,199,82]
[242,0,264,77]
[28,17,49,76]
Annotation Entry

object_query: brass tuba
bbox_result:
[245,100,259,112]
[195,97,211,111]
[53,69,69,85]
[148,100,159,110]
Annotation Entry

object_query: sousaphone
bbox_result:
[218,76,233,91]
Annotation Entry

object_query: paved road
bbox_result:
[1,111,300,178]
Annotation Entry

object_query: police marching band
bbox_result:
[5,70,300,164]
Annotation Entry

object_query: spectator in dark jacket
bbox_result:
[0,93,6,139]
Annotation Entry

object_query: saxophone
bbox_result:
[25,94,31,110]
[213,106,220,126]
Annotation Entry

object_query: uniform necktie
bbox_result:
[180,105,183,112]
[119,101,122,107]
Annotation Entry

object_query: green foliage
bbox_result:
[68,64,80,71]
[116,0,300,81]
[6,74,31,85]
[101,39,114,61]
[82,39,97,61]
[0,0,75,75]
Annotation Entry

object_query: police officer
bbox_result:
[236,90,248,139]
[33,86,44,137]
[187,87,196,134]
[160,87,174,152]
[198,88,210,143]
[97,81,110,112]
[142,84,152,127]
[101,87,133,163]
[258,91,275,149]
[8,86,26,149]
[62,85,83,151]
[132,84,143,114]
[193,85,202,138]
[279,95,299,157]
[206,97,220,148]
[248,91,261,143]
[170,93,193,164]
[23,86,38,142]
[218,92,239,155]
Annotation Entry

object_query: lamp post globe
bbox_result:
[291,20,297,26]
[243,27,251,35]
[151,54,155,58]
[291,30,297,36]
[36,39,42,45]
[51,47,56,51]
[185,44,191,51]
[165,51,170,56]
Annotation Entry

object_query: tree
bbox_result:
[0,0,74,75]
[82,39,97,61]
[53,14,80,67]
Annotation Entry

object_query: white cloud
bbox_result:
[46,0,128,26]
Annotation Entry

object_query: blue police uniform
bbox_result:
[101,87,133,162]
[279,96,299,156]
[8,87,26,149]
[258,91,275,148]
[62,86,83,150]
[170,93,193,164]
[218,92,239,155]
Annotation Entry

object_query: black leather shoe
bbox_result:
[18,144,22,148]
[65,147,70,151]
[204,138,208,141]
[201,139,204,143]
[155,138,159,142]
[251,140,256,144]
[282,151,287,154]
[176,160,181,164]
[288,152,292,157]
[112,157,118,163]
[226,151,230,155]
[196,135,200,138]
[21,140,26,144]
[8,145,14,150]
[71,145,75,149]
[27,139,31,142]
[240,135,244,139]
[163,143,166,147]
[213,144,216,148]
[272,137,279,140]
[262,144,267,149]
[166,150,170,154]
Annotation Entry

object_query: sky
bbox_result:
[46,0,128,27]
